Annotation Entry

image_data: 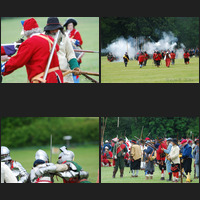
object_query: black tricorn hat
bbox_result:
[44,17,63,31]
[63,18,77,27]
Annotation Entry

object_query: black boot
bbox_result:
[120,169,124,178]
[167,172,172,181]
[112,168,118,178]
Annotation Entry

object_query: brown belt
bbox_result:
[31,67,60,83]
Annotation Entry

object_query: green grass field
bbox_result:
[101,56,199,83]
[1,17,99,83]
[101,163,199,183]
[9,144,99,183]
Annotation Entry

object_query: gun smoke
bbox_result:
[102,31,185,62]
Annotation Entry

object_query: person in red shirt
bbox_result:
[183,51,190,64]
[157,138,167,180]
[143,51,149,66]
[138,52,145,68]
[63,18,83,83]
[102,146,113,166]
[164,51,171,67]
[170,51,176,65]
[2,18,63,83]
[154,51,162,67]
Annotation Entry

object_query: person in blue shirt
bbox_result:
[163,138,173,181]
[180,139,192,182]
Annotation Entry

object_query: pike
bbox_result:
[43,30,61,82]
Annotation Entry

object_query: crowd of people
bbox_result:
[101,136,199,183]
[1,146,91,183]
[120,47,199,68]
[1,17,84,83]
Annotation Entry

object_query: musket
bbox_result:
[82,74,99,83]
[73,49,99,53]
[62,69,99,77]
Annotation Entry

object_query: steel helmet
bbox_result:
[1,146,12,162]
[35,149,49,162]
[57,146,75,164]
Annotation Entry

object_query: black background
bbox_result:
[0,1,199,195]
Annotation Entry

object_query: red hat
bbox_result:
[180,139,187,144]
[145,137,150,141]
[23,18,39,31]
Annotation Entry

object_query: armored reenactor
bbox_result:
[1,162,18,183]
[130,139,142,177]
[1,18,63,83]
[112,138,128,178]
[1,146,29,183]
[30,149,54,183]
[44,17,80,83]
[33,146,90,183]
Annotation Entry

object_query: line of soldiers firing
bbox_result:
[101,137,199,183]
[1,146,90,183]
[107,48,197,68]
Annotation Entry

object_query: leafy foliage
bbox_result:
[101,117,199,140]
[1,117,99,148]
[101,17,199,49]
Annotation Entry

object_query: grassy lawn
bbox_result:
[101,163,199,183]
[101,56,199,83]
[1,17,99,83]
[9,144,99,183]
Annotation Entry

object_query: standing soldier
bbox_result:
[164,51,171,67]
[123,52,129,67]
[157,138,167,180]
[1,146,29,183]
[130,139,142,177]
[30,149,54,183]
[63,18,83,83]
[183,51,190,64]
[1,18,63,83]
[167,139,180,182]
[154,51,162,67]
[44,17,80,83]
[170,51,176,65]
[163,138,173,181]
[112,138,127,178]
[138,52,145,68]
[143,51,149,66]
[180,139,193,182]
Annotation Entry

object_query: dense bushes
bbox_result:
[1,117,99,148]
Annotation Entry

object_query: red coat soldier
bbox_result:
[2,18,63,83]
[157,138,167,180]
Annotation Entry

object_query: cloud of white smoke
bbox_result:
[103,32,185,61]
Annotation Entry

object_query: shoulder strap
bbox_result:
[36,34,54,51]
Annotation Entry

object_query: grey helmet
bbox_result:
[35,149,49,162]
[57,146,75,164]
[1,146,12,162]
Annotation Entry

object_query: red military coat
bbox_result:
[3,33,62,83]
[156,141,167,161]
[68,29,83,46]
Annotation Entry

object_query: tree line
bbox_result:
[101,117,199,141]
[1,117,99,148]
[101,17,199,49]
